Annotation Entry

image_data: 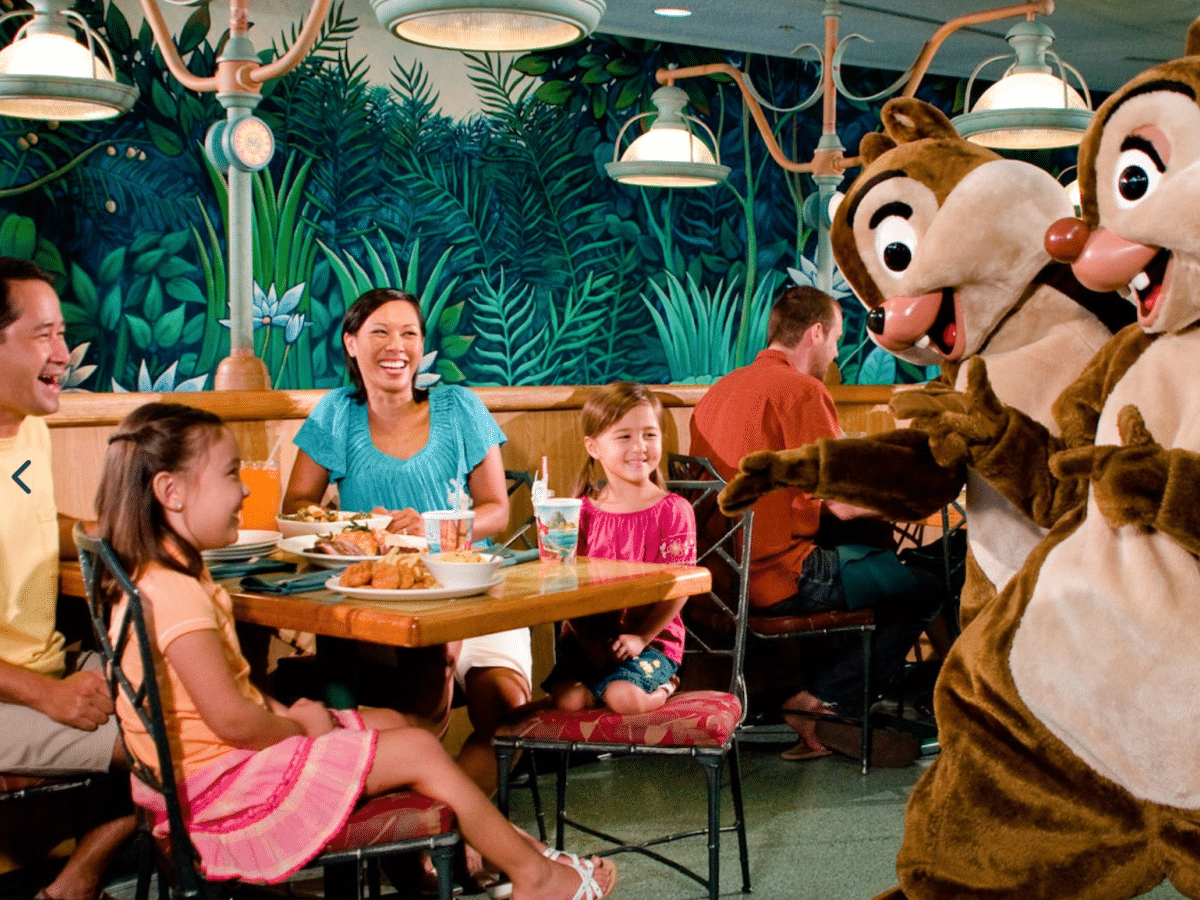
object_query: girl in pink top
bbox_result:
[95,402,615,899]
[544,383,696,715]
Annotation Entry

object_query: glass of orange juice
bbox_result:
[240,460,281,531]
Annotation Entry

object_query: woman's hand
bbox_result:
[284,697,337,738]
[372,505,423,536]
[611,634,647,662]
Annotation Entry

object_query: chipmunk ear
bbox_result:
[881,97,959,145]
[1188,16,1200,57]
[858,132,896,167]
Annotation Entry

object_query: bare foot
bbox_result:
[512,853,617,900]
[781,690,836,755]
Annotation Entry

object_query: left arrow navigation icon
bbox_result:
[12,459,31,494]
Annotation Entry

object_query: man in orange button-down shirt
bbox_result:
[690,284,942,764]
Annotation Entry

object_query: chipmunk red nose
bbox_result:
[1045,217,1091,263]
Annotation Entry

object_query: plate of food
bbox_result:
[276,506,392,537]
[325,550,502,601]
[277,532,429,569]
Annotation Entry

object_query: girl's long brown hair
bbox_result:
[94,402,227,601]
[573,382,665,498]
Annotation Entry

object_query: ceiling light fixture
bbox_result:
[370,0,605,52]
[952,19,1091,149]
[606,84,729,187]
[0,0,137,121]
[654,7,692,17]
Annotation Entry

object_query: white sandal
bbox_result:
[485,848,616,900]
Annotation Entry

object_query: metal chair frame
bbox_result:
[73,524,460,900]
[671,454,884,774]
[493,460,754,900]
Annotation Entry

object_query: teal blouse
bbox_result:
[294,385,506,514]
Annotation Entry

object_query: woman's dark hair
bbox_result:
[574,382,665,498]
[94,402,227,599]
[342,288,428,404]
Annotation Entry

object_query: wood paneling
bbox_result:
[46,383,898,525]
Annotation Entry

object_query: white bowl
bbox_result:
[421,551,503,590]
[275,510,392,538]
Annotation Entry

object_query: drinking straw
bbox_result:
[541,456,549,483]
[266,430,285,467]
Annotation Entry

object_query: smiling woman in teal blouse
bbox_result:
[282,288,530,799]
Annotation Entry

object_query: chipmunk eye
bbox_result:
[874,215,917,273]
[1114,147,1162,209]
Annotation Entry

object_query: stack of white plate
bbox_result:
[201,530,282,563]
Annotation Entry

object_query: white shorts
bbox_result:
[0,652,118,775]
[454,628,532,689]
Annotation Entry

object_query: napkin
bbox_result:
[240,568,341,595]
[497,548,539,568]
[208,558,293,581]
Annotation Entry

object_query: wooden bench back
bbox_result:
[46,384,898,537]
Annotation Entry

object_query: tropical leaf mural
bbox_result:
[0,1,972,391]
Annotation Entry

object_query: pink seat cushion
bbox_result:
[323,790,456,853]
[495,690,741,748]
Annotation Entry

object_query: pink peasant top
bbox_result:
[573,492,697,664]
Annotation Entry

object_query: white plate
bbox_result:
[277,534,380,569]
[325,574,503,601]
[202,530,282,561]
[275,511,392,538]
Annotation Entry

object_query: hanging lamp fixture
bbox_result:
[0,0,137,121]
[370,0,605,52]
[951,19,1092,149]
[606,84,729,188]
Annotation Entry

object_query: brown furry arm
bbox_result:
[1052,405,1200,556]
[911,357,1083,526]
[717,429,964,520]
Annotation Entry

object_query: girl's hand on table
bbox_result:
[373,506,423,537]
[285,697,336,737]
[611,634,647,662]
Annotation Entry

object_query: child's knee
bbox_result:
[602,681,663,715]
[551,682,594,711]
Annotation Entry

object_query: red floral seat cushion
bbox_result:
[323,790,455,853]
[495,690,741,747]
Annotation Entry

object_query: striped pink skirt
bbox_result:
[132,709,376,883]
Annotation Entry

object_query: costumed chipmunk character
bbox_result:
[866,20,1200,899]
[720,96,1125,626]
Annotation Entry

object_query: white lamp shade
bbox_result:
[372,0,605,51]
[0,29,135,120]
[623,124,718,165]
[0,32,113,80]
[973,71,1088,114]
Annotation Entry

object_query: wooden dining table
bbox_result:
[60,556,711,648]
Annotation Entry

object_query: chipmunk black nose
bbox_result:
[866,307,886,335]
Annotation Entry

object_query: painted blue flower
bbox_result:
[284,311,309,345]
[415,350,441,390]
[62,342,97,391]
[219,282,307,334]
[112,360,208,393]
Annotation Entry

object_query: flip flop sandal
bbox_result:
[779,740,834,761]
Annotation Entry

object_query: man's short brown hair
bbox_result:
[766,284,839,348]
[0,257,55,337]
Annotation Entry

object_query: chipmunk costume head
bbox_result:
[868,20,1200,900]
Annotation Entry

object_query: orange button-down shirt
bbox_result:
[690,349,840,607]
